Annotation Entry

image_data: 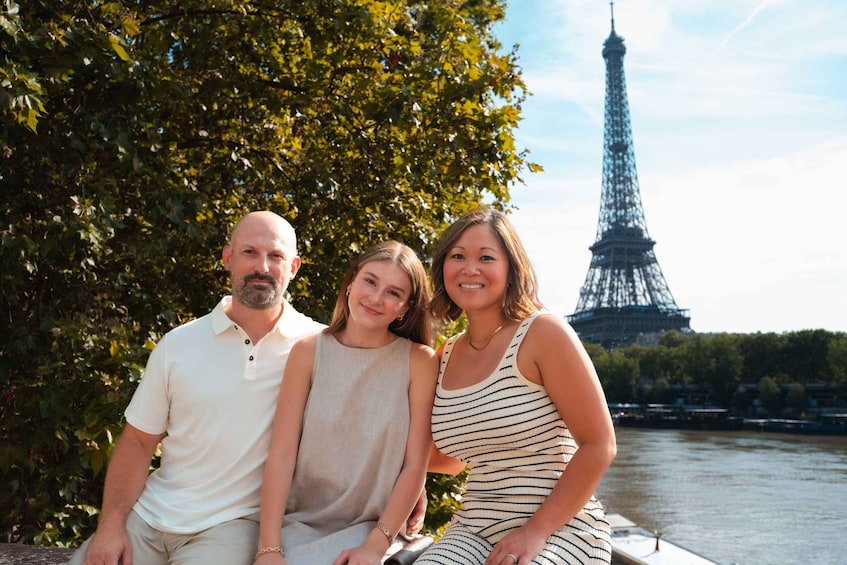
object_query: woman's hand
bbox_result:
[405,489,427,536]
[484,525,547,565]
[333,544,384,565]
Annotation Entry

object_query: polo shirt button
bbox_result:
[245,339,250,344]
[249,355,254,361]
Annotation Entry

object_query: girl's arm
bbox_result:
[486,314,617,565]
[255,336,317,563]
[335,343,438,564]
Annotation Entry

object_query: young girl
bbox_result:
[417,208,617,565]
[255,240,437,565]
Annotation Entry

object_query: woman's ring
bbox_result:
[506,554,518,564]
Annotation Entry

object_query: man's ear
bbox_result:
[289,256,302,277]
[222,245,232,270]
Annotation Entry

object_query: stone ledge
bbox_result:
[0,544,74,565]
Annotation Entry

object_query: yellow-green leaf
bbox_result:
[109,34,131,61]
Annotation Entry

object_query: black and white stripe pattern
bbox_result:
[417,313,612,564]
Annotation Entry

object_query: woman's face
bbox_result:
[442,223,509,313]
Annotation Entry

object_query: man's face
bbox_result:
[223,214,300,310]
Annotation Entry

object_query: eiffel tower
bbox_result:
[567,3,690,348]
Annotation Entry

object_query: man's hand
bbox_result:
[82,524,132,565]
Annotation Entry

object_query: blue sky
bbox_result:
[495,0,847,334]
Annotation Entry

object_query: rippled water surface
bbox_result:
[596,427,847,565]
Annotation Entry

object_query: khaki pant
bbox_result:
[68,509,260,565]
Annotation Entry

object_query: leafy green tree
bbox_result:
[634,344,680,383]
[2,0,532,545]
[678,333,713,390]
[670,334,742,407]
[738,332,788,383]
[785,382,807,416]
[784,329,831,383]
[657,329,689,349]
[651,376,672,404]
[593,348,638,403]
[582,341,606,364]
[2,0,153,545]
[733,384,752,416]
[827,334,847,401]
[708,334,743,407]
[1,0,48,131]
[758,376,782,415]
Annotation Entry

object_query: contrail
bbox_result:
[719,0,770,49]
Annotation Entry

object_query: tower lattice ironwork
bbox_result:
[567,4,690,348]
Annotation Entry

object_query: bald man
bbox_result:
[71,211,324,565]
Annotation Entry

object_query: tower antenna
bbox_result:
[610,1,615,33]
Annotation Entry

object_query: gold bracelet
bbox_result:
[374,521,394,545]
[254,546,285,561]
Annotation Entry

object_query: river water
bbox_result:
[595,427,847,565]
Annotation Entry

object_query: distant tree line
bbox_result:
[587,329,847,417]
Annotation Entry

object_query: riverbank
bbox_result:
[609,403,847,435]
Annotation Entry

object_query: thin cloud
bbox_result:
[711,0,770,58]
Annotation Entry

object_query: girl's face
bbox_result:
[442,224,509,313]
[347,260,412,330]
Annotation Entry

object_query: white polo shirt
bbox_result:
[126,296,324,534]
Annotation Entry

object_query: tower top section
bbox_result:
[603,1,626,58]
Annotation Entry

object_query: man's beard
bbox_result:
[232,273,283,309]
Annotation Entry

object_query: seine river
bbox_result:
[595,427,847,565]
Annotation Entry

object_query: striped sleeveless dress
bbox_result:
[416,313,612,564]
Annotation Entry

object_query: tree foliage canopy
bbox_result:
[1,0,532,544]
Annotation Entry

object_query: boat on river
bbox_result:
[609,403,744,431]
[609,514,719,565]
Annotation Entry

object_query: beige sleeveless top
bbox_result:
[283,332,411,545]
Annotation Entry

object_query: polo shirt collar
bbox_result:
[210,295,296,337]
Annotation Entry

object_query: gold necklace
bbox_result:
[467,321,506,351]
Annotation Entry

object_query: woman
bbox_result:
[255,241,438,565]
[417,208,617,565]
